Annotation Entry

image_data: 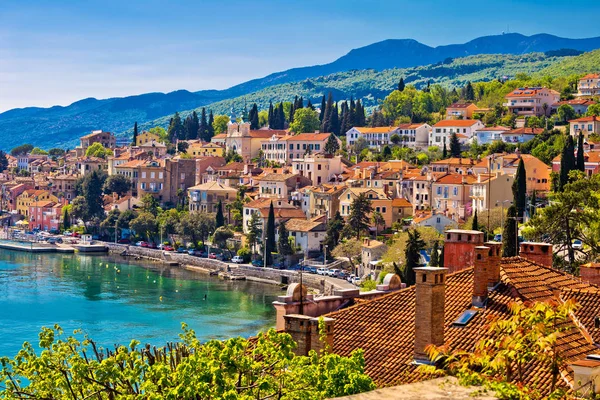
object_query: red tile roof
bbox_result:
[433,120,482,127]
[286,133,333,141]
[570,116,600,123]
[504,127,545,135]
[580,74,600,80]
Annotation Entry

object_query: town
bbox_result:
[3,66,600,397]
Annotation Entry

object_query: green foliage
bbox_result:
[512,159,527,218]
[237,246,252,262]
[82,170,106,220]
[29,147,48,155]
[177,212,216,245]
[0,324,374,399]
[148,126,169,143]
[0,150,8,172]
[586,103,600,117]
[324,134,340,155]
[265,202,276,266]
[215,200,225,228]
[277,222,294,256]
[323,212,344,249]
[404,229,426,286]
[84,142,112,159]
[103,174,131,197]
[289,108,320,133]
[10,144,33,156]
[346,193,373,240]
[360,276,377,292]
[130,211,157,241]
[449,133,461,157]
[502,205,518,257]
[538,49,600,77]
[212,226,234,249]
[557,104,576,123]
[559,135,576,191]
[331,238,363,274]
[246,212,263,256]
[430,241,440,267]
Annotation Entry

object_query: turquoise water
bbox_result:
[0,250,281,357]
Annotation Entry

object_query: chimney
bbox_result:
[414,267,448,363]
[309,317,335,354]
[484,241,502,287]
[443,229,485,274]
[570,357,600,398]
[284,314,312,356]
[519,242,553,268]
[363,238,370,247]
[580,263,600,286]
[472,246,490,307]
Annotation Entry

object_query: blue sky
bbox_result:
[1,0,600,112]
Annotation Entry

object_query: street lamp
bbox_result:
[298,259,304,315]
[263,236,268,268]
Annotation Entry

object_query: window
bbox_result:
[141,172,146,178]
[437,187,442,195]
[318,164,322,171]
[382,207,386,213]
[376,207,380,212]
[453,187,458,196]
[436,217,441,223]
[315,144,320,150]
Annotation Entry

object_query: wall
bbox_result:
[106,243,228,270]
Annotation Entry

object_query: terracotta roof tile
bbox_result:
[433,120,482,127]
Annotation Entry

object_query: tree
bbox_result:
[0,150,8,172]
[398,77,405,92]
[100,209,121,239]
[103,174,131,197]
[277,222,294,257]
[149,126,169,143]
[557,104,576,123]
[48,148,66,157]
[0,324,374,399]
[130,211,157,241]
[577,131,585,172]
[140,193,160,216]
[464,81,475,101]
[332,238,363,275]
[70,196,89,222]
[177,141,189,153]
[319,95,326,122]
[585,103,600,116]
[167,112,184,142]
[324,134,340,155]
[83,170,105,219]
[249,103,259,130]
[62,207,71,230]
[512,158,527,219]
[323,212,344,249]
[117,209,136,230]
[354,100,366,126]
[430,241,440,267]
[10,144,33,156]
[390,134,401,145]
[132,121,138,145]
[157,208,181,238]
[246,212,263,256]
[215,200,225,228]
[207,110,214,139]
[178,212,216,245]
[30,147,48,155]
[404,229,426,286]
[212,226,234,249]
[471,209,479,230]
[184,111,199,140]
[289,108,320,134]
[502,205,518,257]
[212,115,230,134]
[449,133,461,157]
[442,142,448,159]
[198,108,209,141]
[84,142,112,159]
[558,135,576,191]
[263,202,276,266]
[372,211,385,237]
[381,145,392,160]
[347,193,373,240]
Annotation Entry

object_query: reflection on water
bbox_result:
[0,250,281,357]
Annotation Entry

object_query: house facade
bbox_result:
[577,73,600,97]
[570,116,600,139]
[501,127,544,144]
[504,87,560,116]
[429,120,484,148]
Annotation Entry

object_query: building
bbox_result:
[76,130,116,157]
[299,184,345,220]
[77,157,108,176]
[481,153,551,194]
[396,123,432,149]
[225,120,287,161]
[470,173,514,212]
[552,99,596,115]
[256,172,311,200]
[136,131,161,146]
[284,218,326,254]
[48,174,78,201]
[187,181,238,213]
[429,158,478,174]
[104,195,142,213]
[570,116,600,139]
[504,87,560,116]
[286,133,340,161]
[345,127,398,149]
[445,102,480,119]
[429,120,484,148]
[16,190,58,217]
[552,151,600,177]
[412,212,457,233]
[338,188,393,228]
[114,159,145,197]
[473,126,510,145]
[431,173,477,221]
[242,198,296,234]
[291,155,344,186]
[577,73,600,97]
[29,201,62,232]
[17,154,48,172]
[187,141,225,158]
[136,158,197,204]
[361,238,387,277]
[501,127,544,144]
[391,198,413,225]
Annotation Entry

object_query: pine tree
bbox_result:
[321,93,334,132]
[429,241,439,267]
[577,131,585,172]
[268,102,274,128]
[449,133,461,157]
[215,200,224,228]
[502,205,518,257]
[472,209,479,230]
[84,170,105,219]
[207,110,214,139]
[319,95,327,123]
[265,202,276,266]
[464,81,475,101]
[167,112,184,143]
[198,108,209,142]
[398,77,405,92]
[559,135,576,191]
[132,122,138,146]
[404,229,426,286]
[324,134,340,155]
[249,104,259,130]
[512,158,527,219]
[323,212,344,249]
[277,222,294,257]
[347,193,373,240]
[330,102,340,135]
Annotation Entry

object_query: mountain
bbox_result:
[2,33,600,150]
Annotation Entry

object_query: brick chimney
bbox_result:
[472,246,490,307]
[519,242,553,268]
[443,229,485,274]
[309,317,335,354]
[414,267,448,363]
[284,314,335,356]
[580,263,600,286]
[484,241,502,287]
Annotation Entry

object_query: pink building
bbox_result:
[504,87,560,117]
[29,201,63,232]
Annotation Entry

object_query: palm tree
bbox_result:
[372,211,385,237]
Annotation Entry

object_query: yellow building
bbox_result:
[187,142,225,157]
[17,190,59,217]
[136,131,161,146]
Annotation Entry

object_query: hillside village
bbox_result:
[3,71,600,397]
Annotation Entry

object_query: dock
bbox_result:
[0,241,75,253]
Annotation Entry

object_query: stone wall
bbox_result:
[237,265,343,294]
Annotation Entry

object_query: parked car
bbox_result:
[347,274,356,283]
[317,268,327,276]
[73,232,81,238]
[493,234,502,242]
[46,237,62,244]
[231,256,244,264]
[148,242,157,249]
[163,245,175,252]
[306,266,317,274]
[177,246,187,253]
[117,238,131,244]
[251,259,264,267]
[208,252,218,259]
[328,268,340,277]
[135,241,145,247]
[63,231,72,236]
[573,240,583,250]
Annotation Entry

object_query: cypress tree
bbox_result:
[530,190,537,217]
[502,205,518,257]
[439,246,445,268]
[398,77,405,92]
[132,122,138,145]
[404,230,426,286]
[465,81,475,101]
[268,102,274,128]
[215,200,224,228]
[62,208,70,230]
[277,222,293,257]
[355,100,366,126]
[207,110,214,139]
[289,102,295,124]
[577,131,585,172]
[306,99,314,110]
[249,104,259,130]
[277,103,285,129]
[472,209,478,230]
[167,112,184,143]
[319,95,326,122]
[265,202,276,266]
[198,108,209,141]
[350,97,356,125]
[559,135,576,191]
[429,241,439,267]
[512,158,527,219]
[330,102,340,135]
[324,134,340,155]
[443,142,448,159]
[297,96,304,109]
[449,133,461,157]
[184,112,199,140]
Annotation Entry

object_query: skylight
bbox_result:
[453,310,478,327]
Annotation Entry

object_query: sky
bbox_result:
[1,0,600,112]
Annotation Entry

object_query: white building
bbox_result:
[429,120,484,148]
[473,126,510,145]
[345,127,399,149]
[396,123,432,149]
[291,155,344,186]
[284,218,326,253]
[501,128,544,144]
